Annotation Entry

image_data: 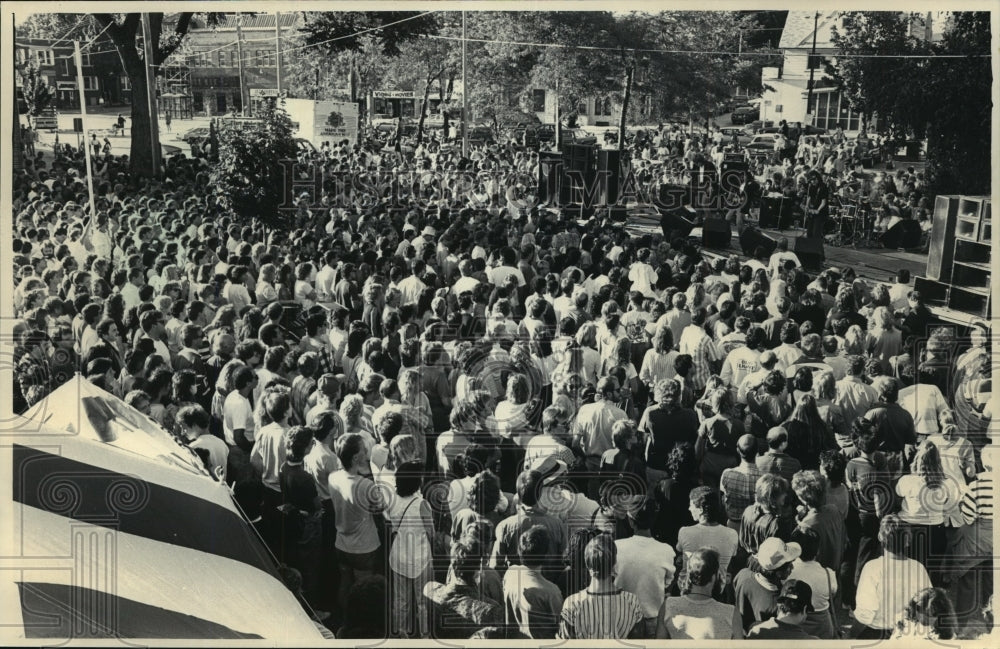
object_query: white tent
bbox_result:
[2,378,324,640]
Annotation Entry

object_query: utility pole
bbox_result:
[275,12,282,95]
[74,40,98,216]
[461,10,468,157]
[738,30,743,57]
[140,14,161,177]
[806,11,819,126]
[235,12,248,115]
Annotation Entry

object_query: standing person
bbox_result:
[502,525,564,639]
[677,487,739,577]
[571,376,627,497]
[425,534,503,638]
[746,579,819,639]
[177,403,228,481]
[656,548,742,639]
[852,515,932,639]
[615,500,677,637]
[787,527,839,639]
[384,461,434,638]
[720,435,763,530]
[250,390,292,520]
[278,426,323,610]
[558,533,645,639]
[895,441,960,586]
[329,433,384,612]
[164,111,172,132]
[638,379,699,488]
[733,537,800,633]
[791,470,846,571]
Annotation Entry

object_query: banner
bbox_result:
[372,90,415,99]
[313,100,359,146]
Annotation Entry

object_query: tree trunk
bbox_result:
[618,64,634,150]
[123,55,156,179]
[416,71,436,146]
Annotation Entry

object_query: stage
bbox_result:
[623,206,982,327]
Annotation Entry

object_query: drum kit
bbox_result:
[827,197,886,248]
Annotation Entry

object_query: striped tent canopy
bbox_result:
[2,379,323,640]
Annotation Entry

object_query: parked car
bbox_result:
[744,134,778,155]
[757,126,783,135]
[538,125,598,147]
[719,127,753,146]
[742,120,776,135]
[730,105,759,124]
[180,127,210,144]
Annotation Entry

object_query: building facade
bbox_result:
[762,11,950,132]
[171,13,300,117]
[15,38,130,111]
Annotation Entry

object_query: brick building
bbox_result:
[15,37,130,111]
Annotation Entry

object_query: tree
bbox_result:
[383,35,456,144]
[830,11,991,195]
[15,61,54,126]
[91,13,205,178]
[209,101,298,230]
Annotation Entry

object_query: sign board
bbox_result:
[372,90,415,99]
[313,100,359,146]
[249,88,287,98]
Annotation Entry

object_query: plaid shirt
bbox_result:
[678,325,722,393]
[720,463,763,523]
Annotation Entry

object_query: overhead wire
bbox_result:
[424,32,990,58]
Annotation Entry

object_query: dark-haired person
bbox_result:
[656,547,742,639]
[720,434,763,530]
[638,379,699,489]
[678,486,738,578]
[788,527,838,638]
[791,470,845,572]
[862,376,917,472]
[558,533,644,639]
[384,461,434,638]
[278,425,322,608]
[852,515,932,639]
[835,355,879,424]
[746,579,819,639]
[177,403,228,481]
[892,587,959,640]
[615,499,676,637]
[502,525,563,638]
[490,467,565,572]
[844,420,895,601]
[425,534,503,638]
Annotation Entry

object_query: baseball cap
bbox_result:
[778,579,815,612]
[756,537,801,570]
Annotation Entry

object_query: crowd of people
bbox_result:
[10,116,995,640]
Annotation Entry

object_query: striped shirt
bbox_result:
[639,348,678,388]
[962,473,994,524]
[558,588,643,639]
[678,325,723,393]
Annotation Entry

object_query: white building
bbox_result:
[762,11,950,133]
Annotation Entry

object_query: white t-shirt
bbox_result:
[222,391,253,446]
[190,434,229,480]
[676,524,738,575]
[614,535,676,619]
[488,265,526,288]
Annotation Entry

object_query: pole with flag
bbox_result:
[73,41,97,225]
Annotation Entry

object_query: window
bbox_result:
[83,76,99,91]
[121,76,131,90]
[40,49,55,66]
[775,104,783,113]
[217,51,225,67]
[82,50,92,67]
[63,58,73,76]
[254,50,262,66]
[229,51,237,68]
[531,89,546,113]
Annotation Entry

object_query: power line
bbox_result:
[425,33,989,58]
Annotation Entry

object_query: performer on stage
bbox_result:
[803,171,829,238]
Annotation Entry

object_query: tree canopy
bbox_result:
[830,11,991,195]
